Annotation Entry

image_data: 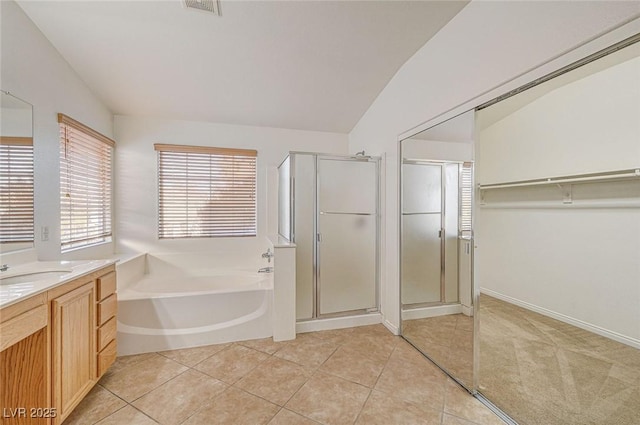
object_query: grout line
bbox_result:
[352,388,373,425]
[90,403,129,425]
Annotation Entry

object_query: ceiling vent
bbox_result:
[183,0,221,16]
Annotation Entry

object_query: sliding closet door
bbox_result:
[317,158,377,315]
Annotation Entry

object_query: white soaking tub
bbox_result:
[116,254,273,355]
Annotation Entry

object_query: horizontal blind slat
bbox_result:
[60,119,113,250]
[157,147,257,238]
[0,144,34,243]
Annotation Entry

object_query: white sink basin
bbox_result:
[0,270,73,285]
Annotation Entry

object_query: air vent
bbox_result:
[183,0,221,16]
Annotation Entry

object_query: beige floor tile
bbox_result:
[238,337,285,355]
[101,353,158,380]
[159,343,230,367]
[95,405,158,425]
[62,385,126,425]
[182,387,279,425]
[99,354,188,402]
[286,372,370,425]
[393,339,436,367]
[355,390,442,424]
[442,414,480,425]
[341,332,397,364]
[267,409,320,425]
[374,345,447,411]
[273,334,340,369]
[444,380,504,425]
[235,356,311,406]
[195,344,269,384]
[132,369,227,425]
[306,327,356,345]
[320,345,386,388]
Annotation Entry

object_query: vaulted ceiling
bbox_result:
[17,0,468,133]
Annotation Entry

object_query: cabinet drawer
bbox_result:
[0,304,48,352]
[97,271,116,301]
[98,339,117,377]
[98,316,117,351]
[97,294,117,326]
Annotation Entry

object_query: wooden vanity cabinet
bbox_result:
[48,265,117,425]
[50,281,96,423]
[0,294,49,425]
[0,264,117,425]
[95,271,117,377]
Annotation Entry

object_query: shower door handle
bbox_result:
[317,233,322,242]
[438,229,443,238]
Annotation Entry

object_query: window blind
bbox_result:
[0,137,34,243]
[155,144,257,238]
[460,162,473,237]
[59,114,114,251]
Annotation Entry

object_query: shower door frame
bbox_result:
[315,154,381,319]
[400,158,466,310]
[285,152,381,321]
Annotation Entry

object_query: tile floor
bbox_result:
[64,325,504,425]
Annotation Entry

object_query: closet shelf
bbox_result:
[478,168,640,190]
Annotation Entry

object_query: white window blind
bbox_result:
[0,137,34,243]
[460,162,473,237]
[155,144,257,238]
[59,114,114,252]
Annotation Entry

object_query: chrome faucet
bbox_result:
[258,267,273,273]
[0,264,8,272]
[261,248,274,263]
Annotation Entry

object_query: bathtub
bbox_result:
[116,253,274,355]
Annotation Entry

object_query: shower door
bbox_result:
[401,162,443,306]
[317,158,378,316]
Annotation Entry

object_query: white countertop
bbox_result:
[0,259,116,308]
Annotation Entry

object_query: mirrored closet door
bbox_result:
[399,110,476,391]
[474,37,640,425]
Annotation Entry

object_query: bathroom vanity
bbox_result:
[0,261,116,425]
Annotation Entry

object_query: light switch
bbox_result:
[41,226,49,241]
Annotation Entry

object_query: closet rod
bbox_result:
[478,168,640,190]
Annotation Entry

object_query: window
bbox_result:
[59,114,114,251]
[0,137,34,243]
[460,162,473,237]
[155,144,257,238]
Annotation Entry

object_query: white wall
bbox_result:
[349,1,640,331]
[476,56,640,344]
[478,56,640,184]
[1,107,32,136]
[1,0,114,261]
[113,116,348,258]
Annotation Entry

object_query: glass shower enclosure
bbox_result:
[278,152,380,320]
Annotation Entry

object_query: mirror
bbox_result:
[399,110,476,390]
[475,40,640,424]
[0,90,34,252]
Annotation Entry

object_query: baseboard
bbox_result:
[382,319,399,335]
[296,313,383,334]
[481,288,640,349]
[401,304,463,321]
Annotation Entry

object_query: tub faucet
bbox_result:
[261,248,274,263]
[0,264,8,272]
[258,267,273,273]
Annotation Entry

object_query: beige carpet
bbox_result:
[479,294,640,425]
[402,296,640,425]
